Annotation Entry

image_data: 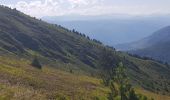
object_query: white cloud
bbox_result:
[7,0,107,17]
[7,0,170,18]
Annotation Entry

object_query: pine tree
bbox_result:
[108,80,118,100]
[114,62,129,100]
[108,62,140,100]
[129,89,138,100]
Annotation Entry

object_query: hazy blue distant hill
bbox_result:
[117,26,170,63]
[43,15,170,45]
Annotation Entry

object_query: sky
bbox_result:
[1,0,170,18]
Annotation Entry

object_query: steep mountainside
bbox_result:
[0,6,110,72]
[116,26,170,51]
[0,5,170,97]
[117,26,170,63]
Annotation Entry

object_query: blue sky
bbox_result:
[1,0,170,17]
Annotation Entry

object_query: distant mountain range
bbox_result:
[43,15,170,45]
[116,26,170,63]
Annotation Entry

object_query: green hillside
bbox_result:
[0,56,170,100]
[0,56,109,100]
[0,5,170,99]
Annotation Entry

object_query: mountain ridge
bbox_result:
[117,25,170,63]
[0,5,170,98]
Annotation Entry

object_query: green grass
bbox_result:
[118,52,170,94]
[0,56,109,100]
[0,56,170,100]
[136,88,170,100]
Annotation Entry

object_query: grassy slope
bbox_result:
[136,88,170,100]
[0,56,109,100]
[118,52,170,94]
[0,6,170,85]
[0,6,116,73]
[0,6,170,99]
[0,56,170,100]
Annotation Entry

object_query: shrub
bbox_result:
[31,57,42,69]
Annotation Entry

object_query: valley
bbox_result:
[0,5,170,100]
[117,26,170,63]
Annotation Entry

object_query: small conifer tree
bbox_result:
[31,56,42,69]
[108,62,141,100]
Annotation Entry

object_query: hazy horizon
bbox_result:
[2,0,170,17]
[43,15,170,45]
[1,0,170,45]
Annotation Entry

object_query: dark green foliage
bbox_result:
[69,69,73,74]
[100,49,119,86]
[92,39,103,44]
[31,57,42,69]
[143,96,148,100]
[108,81,118,100]
[128,53,170,66]
[114,63,129,100]
[151,98,154,100]
[93,96,100,100]
[101,72,112,86]
[129,89,139,100]
[108,62,143,100]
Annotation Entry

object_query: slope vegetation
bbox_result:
[0,56,170,100]
[0,6,170,98]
